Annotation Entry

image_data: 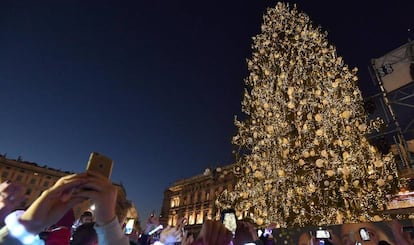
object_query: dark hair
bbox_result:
[378,241,391,245]
[70,222,97,245]
[80,211,93,218]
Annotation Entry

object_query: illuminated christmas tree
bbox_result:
[216,2,401,227]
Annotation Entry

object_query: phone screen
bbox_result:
[124,219,134,234]
[316,230,330,239]
[221,210,237,233]
[359,228,370,241]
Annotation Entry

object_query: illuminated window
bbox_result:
[170,196,180,207]
[196,212,203,224]
[206,192,210,200]
[172,215,178,226]
[189,214,195,225]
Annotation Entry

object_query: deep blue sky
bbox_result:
[0,0,412,222]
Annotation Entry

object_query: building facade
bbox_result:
[159,164,238,233]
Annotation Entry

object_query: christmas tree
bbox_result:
[216,2,401,228]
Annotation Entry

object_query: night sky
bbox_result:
[0,0,412,222]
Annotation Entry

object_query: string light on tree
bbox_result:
[216,2,402,228]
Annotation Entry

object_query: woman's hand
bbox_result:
[192,220,233,245]
[19,174,87,234]
[0,180,26,222]
[75,171,118,226]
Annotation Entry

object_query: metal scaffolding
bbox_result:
[369,40,414,177]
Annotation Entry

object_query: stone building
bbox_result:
[159,164,238,234]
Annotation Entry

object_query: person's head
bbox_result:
[233,220,257,245]
[115,190,132,224]
[378,241,391,245]
[297,231,311,245]
[71,222,97,245]
[196,220,233,245]
[80,211,93,224]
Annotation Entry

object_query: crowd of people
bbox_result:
[1,172,414,245]
[0,172,129,245]
[297,220,414,245]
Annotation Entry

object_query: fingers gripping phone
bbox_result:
[220,209,237,234]
[86,152,113,178]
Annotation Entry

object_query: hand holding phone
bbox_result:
[86,152,113,178]
[220,209,237,234]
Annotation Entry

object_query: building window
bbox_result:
[25,188,32,195]
[206,192,210,201]
[43,181,49,187]
[172,215,178,226]
[193,192,197,203]
[189,214,195,225]
[16,175,23,182]
[30,179,36,185]
[171,196,180,208]
[196,212,203,224]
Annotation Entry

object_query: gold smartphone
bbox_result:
[86,152,113,178]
